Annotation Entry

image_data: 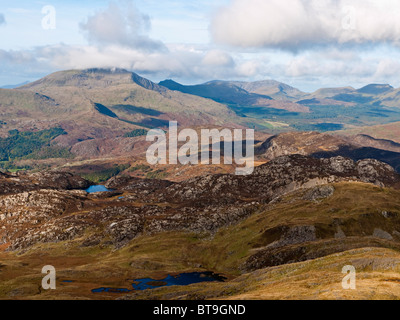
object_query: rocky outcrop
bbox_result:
[0,189,87,250]
[303,185,335,201]
[165,155,400,204]
[29,171,91,190]
[0,171,90,195]
[105,176,173,192]
[1,155,399,252]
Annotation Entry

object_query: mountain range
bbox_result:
[3,68,400,137]
[159,78,400,107]
[1,67,400,175]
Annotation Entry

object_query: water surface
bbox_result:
[85,185,113,193]
[91,272,225,294]
[131,272,225,291]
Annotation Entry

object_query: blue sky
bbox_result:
[0,1,224,48]
[1,0,400,92]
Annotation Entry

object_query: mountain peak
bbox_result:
[357,84,394,95]
[18,68,164,92]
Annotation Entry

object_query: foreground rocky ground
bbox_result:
[1,155,400,299]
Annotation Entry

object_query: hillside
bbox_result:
[120,247,400,300]
[339,122,400,144]
[16,68,238,129]
[309,87,356,99]
[1,156,400,299]
[350,134,400,153]
[256,131,400,172]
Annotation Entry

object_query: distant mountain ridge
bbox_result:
[159,79,310,113]
[160,78,400,108]
[232,80,307,101]
[9,69,400,111]
[357,84,394,95]
[1,81,30,89]
[159,79,274,105]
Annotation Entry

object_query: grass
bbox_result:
[129,164,151,173]
[123,129,148,138]
[0,128,67,161]
[146,169,168,180]
[0,161,32,172]
[80,164,130,183]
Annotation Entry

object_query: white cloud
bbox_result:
[374,59,400,78]
[3,1,400,91]
[283,47,381,80]
[80,1,164,51]
[1,44,241,84]
[0,13,5,26]
[235,60,260,77]
[211,0,400,50]
[202,50,234,67]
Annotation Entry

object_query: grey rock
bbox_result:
[373,229,394,241]
[303,185,335,201]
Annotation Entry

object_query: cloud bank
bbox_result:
[211,0,400,49]
[0,14,5,26]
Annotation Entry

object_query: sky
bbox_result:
[1,0,400,92]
